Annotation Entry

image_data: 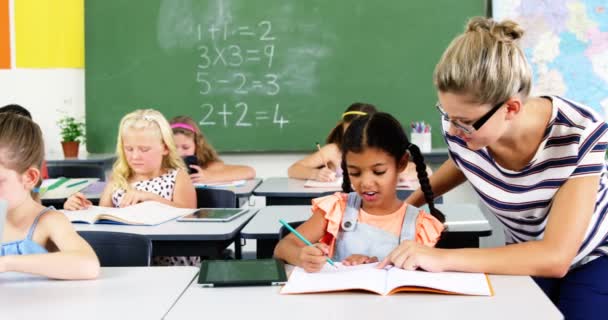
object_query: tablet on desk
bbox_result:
[198,259,287,287]
[177,208,247,222]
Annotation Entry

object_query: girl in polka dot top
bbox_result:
[63,109,198,265]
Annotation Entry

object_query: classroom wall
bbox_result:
[0,0,604,182]
[0,69,85,158]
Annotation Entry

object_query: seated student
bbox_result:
[0,113,99,279]
[275,112,445,272]
[63,109,197,266]
[288,103,378,182]
[0,104,48,180]
[170,115,255,183]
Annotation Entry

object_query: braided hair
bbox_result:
[340,112,445,223]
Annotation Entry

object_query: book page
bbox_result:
[62,206,108,224]
[281,262,387,295]
[99,201,195,225]
[386,267,492,296]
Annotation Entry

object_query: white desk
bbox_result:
[74,209,258,258]
[240,204,492,258]
[253,177,438,205]
[165,273,562,320]
[0,267,198,320]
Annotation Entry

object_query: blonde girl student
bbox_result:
[64,109,196,210]
[288,103,378,182]
[170,116,255,183]
[275,112,444,272]
[64,109,197,266]
[0,113,99,279]
[380,17,608,319]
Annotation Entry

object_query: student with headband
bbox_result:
[170,116,255,184]
[288,103,378,182]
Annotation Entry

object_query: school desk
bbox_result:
[44,178,262,209]
[240,204,492,258]
[0,266,198,320]
[253,177,442,206]
[41,179,105,209]
[73,209,257,259]
[165,267,562,320]
[46,153,116,172]
[196,178,262,207]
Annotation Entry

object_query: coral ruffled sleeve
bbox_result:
[415,209,445,247]
[310,192,347,258]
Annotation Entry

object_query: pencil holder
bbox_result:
[410,132,432,153]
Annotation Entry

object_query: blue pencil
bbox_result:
[279,219,337,268]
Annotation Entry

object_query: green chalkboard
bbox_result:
[85,0,487,152]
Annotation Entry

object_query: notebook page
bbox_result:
[281,262,387,295]
[386,268,492,296]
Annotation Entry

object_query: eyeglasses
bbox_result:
[435,100,506,134]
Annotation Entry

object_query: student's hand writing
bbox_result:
[377,240,446,272]
[63,192,93,211]
[188,165,207,183]
[119,190,151,208]
[342,254,378,266]
[313,167,336,182]
[298,243,331,273]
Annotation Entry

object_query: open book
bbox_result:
[304,177,415,189]
[61,201,195,226]
[281,262,493,296]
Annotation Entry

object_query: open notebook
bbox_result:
[61,201,195,226]
[281,262,493,296]
[304,177,416,189]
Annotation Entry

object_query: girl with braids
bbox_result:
[274,112,444,272]
[288,102,377,182]
[380,17,608,318]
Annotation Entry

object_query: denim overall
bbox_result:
[334,192,419,261]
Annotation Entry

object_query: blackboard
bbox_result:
[85,0,487,152]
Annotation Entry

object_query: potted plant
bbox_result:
[57,116,85,158]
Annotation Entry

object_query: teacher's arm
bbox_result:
[441,175,599,277]
[383,175,599,277]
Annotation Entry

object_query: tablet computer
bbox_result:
[177,208,247,222]
[198,259,287,287]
